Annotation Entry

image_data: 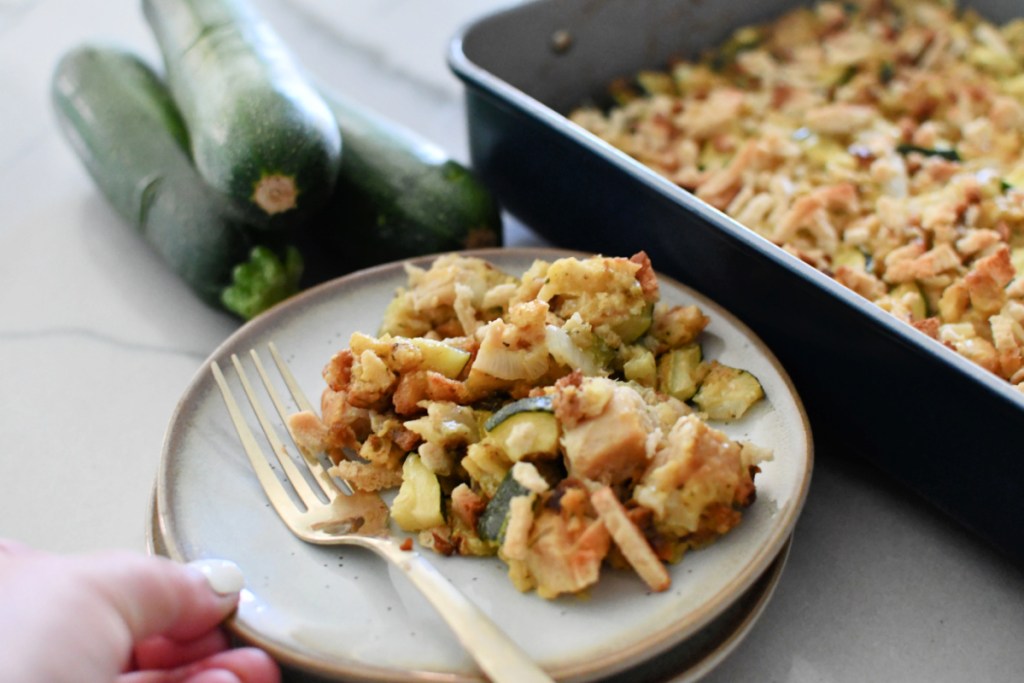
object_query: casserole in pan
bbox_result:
[449,0,1024,564]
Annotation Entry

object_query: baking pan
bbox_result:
[449,0,1024,564]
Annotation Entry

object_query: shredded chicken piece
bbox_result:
[558,379,656,484]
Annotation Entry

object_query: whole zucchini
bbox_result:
[51,44,301,319]
[300,91,502,279]
[142,0,342,229]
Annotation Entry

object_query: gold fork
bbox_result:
[211,343,553,683]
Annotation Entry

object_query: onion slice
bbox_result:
[545,324,601,376]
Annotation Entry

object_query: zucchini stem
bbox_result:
[251,172,299,215]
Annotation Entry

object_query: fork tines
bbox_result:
[211,343,340,516]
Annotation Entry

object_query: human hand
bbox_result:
[0,539,280,683]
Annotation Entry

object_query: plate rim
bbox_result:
[155,247,814,682]
[149,490,794,683]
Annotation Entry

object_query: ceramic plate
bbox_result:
[155,248,813,682]
[149,491,792,683]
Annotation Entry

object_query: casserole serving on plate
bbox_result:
[449,0,1024,564]
[154,248,812,682]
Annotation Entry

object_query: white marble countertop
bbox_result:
[0,0,1021,681]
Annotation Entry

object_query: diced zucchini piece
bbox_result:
[692,362,765,421]
[488,412,560,462]
[408,337,471,378]
[477,470,530,542]
[833,245,868,271]
[612,303,654,343]
[622,346,657,386]
[895,143,960,162]
[890,281,928,321]
[391,454,444,531]
[657,344,704,401]
[483,395,553,431]
[484,395,559,462]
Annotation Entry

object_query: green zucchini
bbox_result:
[51,45,300,317]
[142,0,342,228]
[484,395,559,462]
[405,337,471,379]
[889,281,928,321]
[657,343,704,401]
[391,454,444,532]
[477,470,531,542]
[484,395,554,432]
[692,362,765,421]
[895,143,961,162]
[299,90,503,278]
[612,302,655,343]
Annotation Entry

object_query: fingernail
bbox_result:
[187,558,245,596]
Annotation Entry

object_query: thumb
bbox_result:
[75,553,245,643]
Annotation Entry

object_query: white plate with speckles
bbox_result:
[154,247,813,682]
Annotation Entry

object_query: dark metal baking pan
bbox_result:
[449,0,1024,564]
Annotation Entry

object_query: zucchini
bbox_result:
[612,302,655,343]
[391,454,444,531]
[406,337,471,379]
[692,362,765,421]
[889,281,928,321]
[484,395,559,463]
[895,143,961,162]
[51,45,299,317]
[622,346,657,386]
[483,395,554,432]
[142,0,342,228]
[832,244,872,272]
[461,442,511,498]
[657,344,704,401]
[477,470,531,542]
[300,90,503,278]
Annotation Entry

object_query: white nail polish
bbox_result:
[187,558,245,595]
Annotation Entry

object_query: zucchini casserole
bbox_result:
[289,253,770,598]
[569,0,1024,388]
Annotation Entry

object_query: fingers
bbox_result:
[0,542,280,683]
[119,669,240,683]
[74,552,242,644]
[118,648,280,683]
[191,650,281,683]
[133,629,230,670]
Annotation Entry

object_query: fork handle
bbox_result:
[371,538,555,683]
